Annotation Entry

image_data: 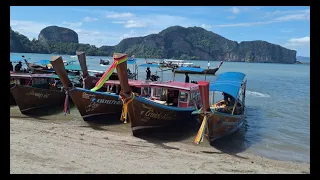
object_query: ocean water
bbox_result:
[10,52,310,163]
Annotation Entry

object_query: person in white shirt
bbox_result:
[207,61,210,69]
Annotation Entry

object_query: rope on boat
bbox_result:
[91,56,128,92]
[119,91,134,123]
[194,115,208,144]
[63,89,70,116]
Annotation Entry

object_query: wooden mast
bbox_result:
[114,53,130,94]
[76,51,89,78]
[50,56,72,89]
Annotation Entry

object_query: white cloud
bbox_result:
[10,20,51,39]
[287,36,310,45]
[105,12,134,19]
[124,20,147,28]
[216,9,310,27]
[120,29,137,40]
[273,13,309,21]
[200,24,211,29]
[284,36,310,50]
[10,20,122,47]
[230,7,240,14]
[62,21,83,28]
[264,9,310,18]
[83,17,98,22]
[283,36,310,56]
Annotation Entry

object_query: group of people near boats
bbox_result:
[10,56,26,72]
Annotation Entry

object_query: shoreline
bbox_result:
[10,52,306,65]
[10,117,310,174]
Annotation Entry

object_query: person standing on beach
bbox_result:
[207,61,210,69]
[146,67,151,80]
[185,72,190,83]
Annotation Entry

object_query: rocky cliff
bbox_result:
[10,25,297,63]
[100,26,296,63]
[38,26,79,44]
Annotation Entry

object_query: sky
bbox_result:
[10,6,310,57]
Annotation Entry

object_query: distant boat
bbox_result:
[70,55,77,58]
[100,59,110,65]
[174,61,223,75]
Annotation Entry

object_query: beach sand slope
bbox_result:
[10,118,310,174]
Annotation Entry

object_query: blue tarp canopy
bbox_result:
[36,60,51,65]
[128,58,136,64]
[209,72,246,100]
[138,63,160,68]
[176,67,205,73]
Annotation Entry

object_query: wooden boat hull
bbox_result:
[10,84,66,114]
[69,87,123,122]
[10,84,16,105]
[175,67,219,75]
[127,96,197,134]
[199,112,244,142]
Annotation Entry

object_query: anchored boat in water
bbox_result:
[174,61,223,75]
[193,72,247,144]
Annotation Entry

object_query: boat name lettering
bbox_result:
[82,92,95,100]
[144,109,176,120]
[93,98,122,105]
[26,90,50,98]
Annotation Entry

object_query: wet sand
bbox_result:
[10,117,310,174]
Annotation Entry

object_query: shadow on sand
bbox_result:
[10,103,76,120]
[207,105,264,159]
[132,121,199,150]
[81,117,126,132]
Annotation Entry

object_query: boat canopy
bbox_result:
[139,64,161,68]
[176,67,205,73]
[128,58,136,64]
[37,60,51,65]
[209,72,246,100]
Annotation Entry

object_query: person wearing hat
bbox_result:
[14,61,23,72]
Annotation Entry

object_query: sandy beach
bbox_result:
[10,117,310,174]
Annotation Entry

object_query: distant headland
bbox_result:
[10,25,307,64]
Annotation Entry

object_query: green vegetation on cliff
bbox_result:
[10,25,297,63]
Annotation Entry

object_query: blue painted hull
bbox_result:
[69,88,123,122]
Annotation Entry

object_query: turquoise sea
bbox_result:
[10,52,310,163]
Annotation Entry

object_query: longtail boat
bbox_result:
[174,61,223,75]
[10,72,81,114]
[110,53,202,135]
[193,72,247,144]
[24,59,80,75]
[50,52,148,122]
[10,73,16,105]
